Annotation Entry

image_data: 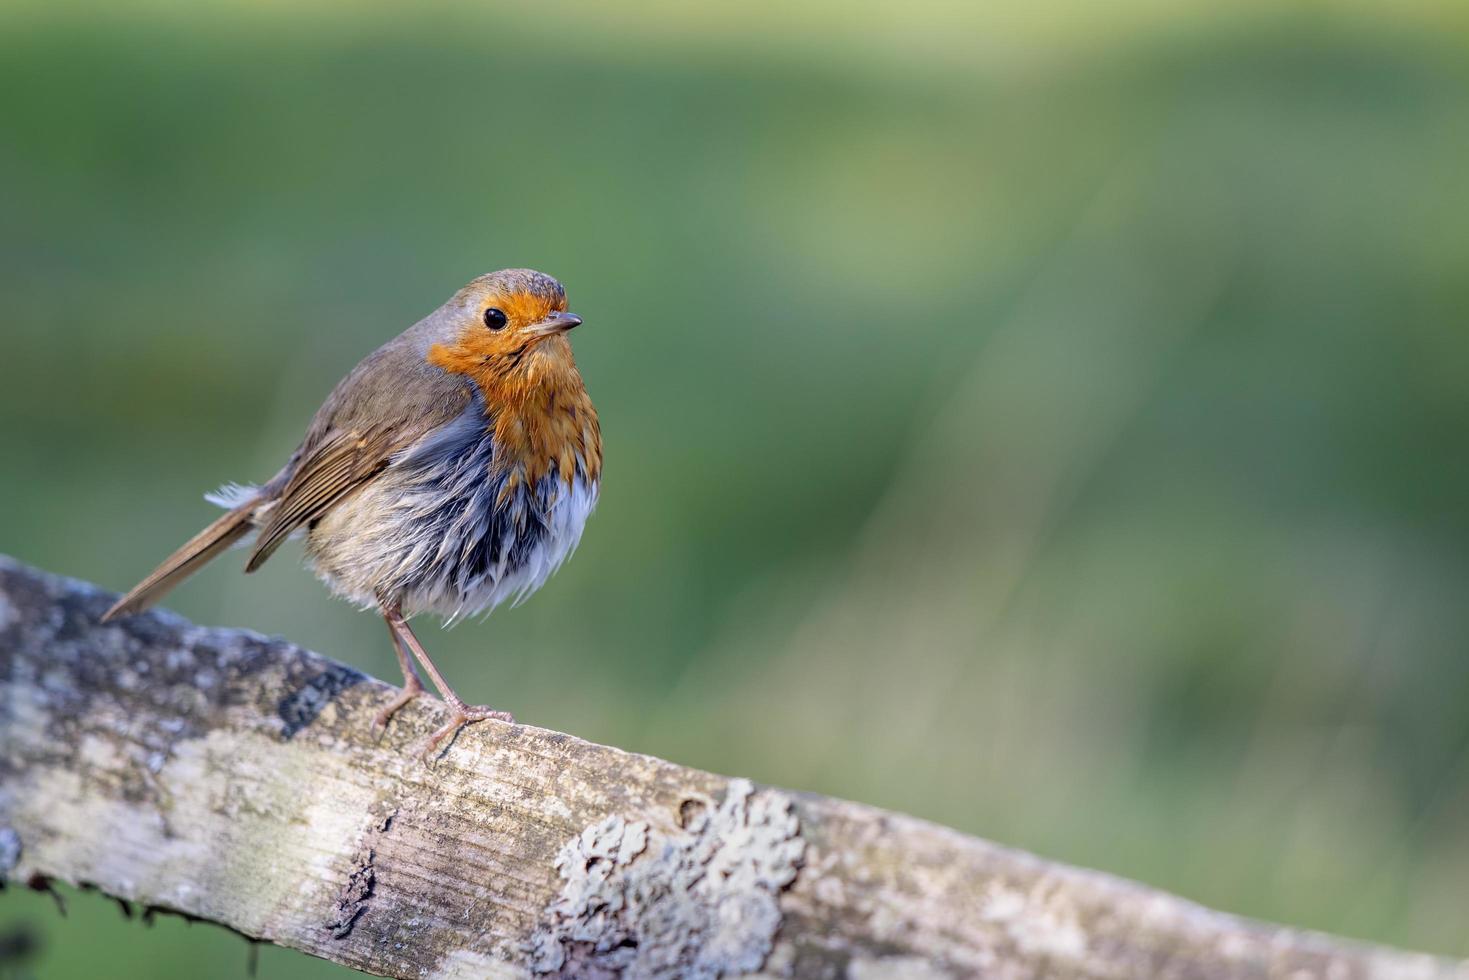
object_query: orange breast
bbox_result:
[429,335,602,491]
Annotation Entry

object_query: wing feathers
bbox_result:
[105,347,477,614]
[244,428,394,572]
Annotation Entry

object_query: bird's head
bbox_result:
[427,269,584,400]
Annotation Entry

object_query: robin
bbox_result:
[103,269,601,753]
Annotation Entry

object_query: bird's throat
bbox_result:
[431,337,602,488]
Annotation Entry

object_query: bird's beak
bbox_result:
[528,312,583,337]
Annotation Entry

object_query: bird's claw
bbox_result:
[423,704,514,759]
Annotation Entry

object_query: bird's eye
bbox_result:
[483,307,509,331]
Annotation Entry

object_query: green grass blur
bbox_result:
[2,1,1468,975]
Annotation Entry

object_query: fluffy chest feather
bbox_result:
[307,388,599,620]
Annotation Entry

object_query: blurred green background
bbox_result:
[3,0,1469,975]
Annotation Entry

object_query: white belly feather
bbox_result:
[243,397,599,621]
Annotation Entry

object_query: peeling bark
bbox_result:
[0,555,1464,980]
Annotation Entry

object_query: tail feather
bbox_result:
[102,499,259,622]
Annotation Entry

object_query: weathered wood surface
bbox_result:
[0,555,1464,979]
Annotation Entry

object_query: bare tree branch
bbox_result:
[0,555,1463,979]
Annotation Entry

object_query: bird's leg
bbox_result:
[373,604,427,730]
[382,606,513,755]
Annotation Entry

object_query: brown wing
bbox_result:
[244,427,397,571]
[243,327,476,573]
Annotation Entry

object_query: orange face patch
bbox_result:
[426,288,568,381]
[426,286,601,487]
[491,287,567,327]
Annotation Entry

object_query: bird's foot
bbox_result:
[423,702,515,759]
[373,676,425,730]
